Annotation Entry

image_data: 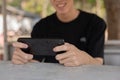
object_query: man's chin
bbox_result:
[57,10,69,15]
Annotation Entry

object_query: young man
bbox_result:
[12,0,106,67]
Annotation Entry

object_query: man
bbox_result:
[12,0,106,67]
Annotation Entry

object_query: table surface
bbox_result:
[0,61,120,80]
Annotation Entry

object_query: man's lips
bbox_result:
[56,3,67,8]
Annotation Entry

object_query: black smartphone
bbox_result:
[17,38,65,56]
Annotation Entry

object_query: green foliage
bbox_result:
[88,0,96,4]
[47,4,55,16]
[23,0,42,14]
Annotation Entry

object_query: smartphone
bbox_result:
[17,38,65,56]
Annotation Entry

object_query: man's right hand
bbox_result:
[12,42,33,64]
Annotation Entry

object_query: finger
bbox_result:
[14,48,33,60]
[59,57,72,64]
[53,43,71,52]
[12,42,28,48]
[56,51,72,60]
[24,54,33,61]
[64,62,76,67]
[12,54,28,64]
[64,59,80,67]
[14,48,27,60]
[12,58,25,65]
[12,60,25,65]
[64,59,81,67]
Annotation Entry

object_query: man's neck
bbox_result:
[56,9,80,23]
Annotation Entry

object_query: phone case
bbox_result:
[17,38,64,56]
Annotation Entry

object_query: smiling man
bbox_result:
[12,0,106,67]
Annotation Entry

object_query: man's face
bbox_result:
[50,0,74,14]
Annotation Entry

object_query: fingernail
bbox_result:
[53,48,57,51]
[54,47,59,52]
[55,55,59,60]
[24,45,28,48]
[28,55,33,59]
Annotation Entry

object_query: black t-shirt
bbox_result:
[31,10,106,63]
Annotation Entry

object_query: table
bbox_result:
[0,61,120,80]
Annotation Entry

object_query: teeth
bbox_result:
[57,3,66,8]
[58,4,65,7]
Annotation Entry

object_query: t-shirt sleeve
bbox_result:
[86,14,106,58]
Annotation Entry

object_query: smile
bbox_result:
[56,2,67,8]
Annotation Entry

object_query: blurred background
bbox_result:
[0,0,120,65]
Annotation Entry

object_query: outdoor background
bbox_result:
[0,0,120,63]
